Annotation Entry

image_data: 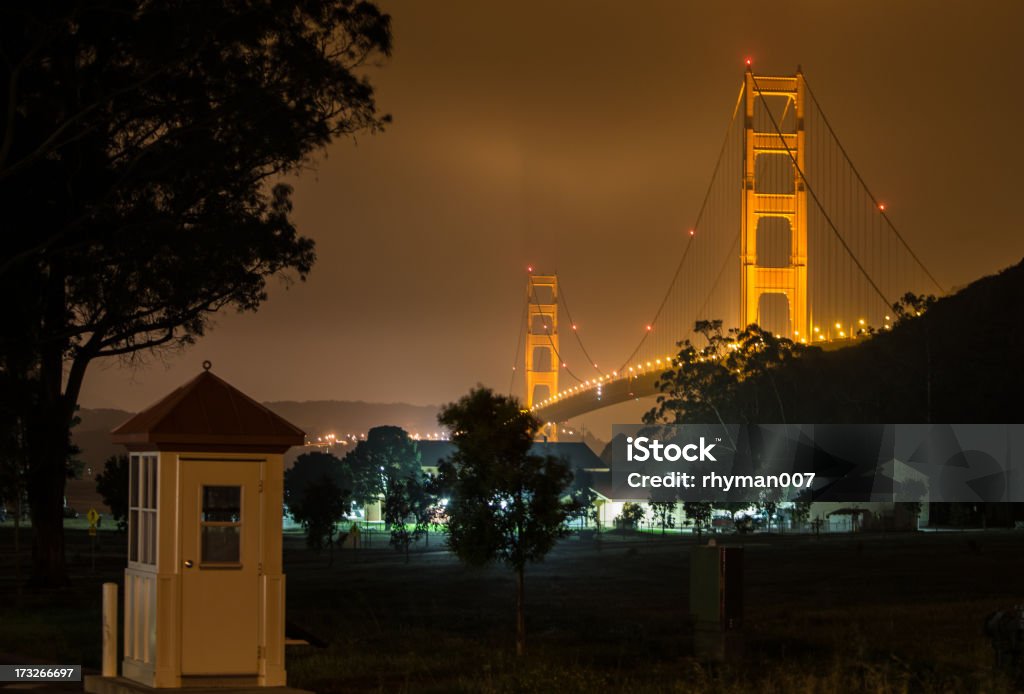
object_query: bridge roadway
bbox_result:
[531,336,859,423]
[531,368,663,423]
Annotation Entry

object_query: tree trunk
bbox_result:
[26,342,79,588]
[515,564,526,657]
[25,261,85,588]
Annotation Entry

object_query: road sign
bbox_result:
[87,508,99,526]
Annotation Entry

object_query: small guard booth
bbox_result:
[104,365,305,689]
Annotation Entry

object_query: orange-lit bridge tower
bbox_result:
[741,67,808,339]
[525,274,559,441]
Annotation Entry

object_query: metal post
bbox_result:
[102,582,118,677]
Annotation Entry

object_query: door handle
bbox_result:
[184,560,194,568]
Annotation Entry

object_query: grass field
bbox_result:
[0,525,1021,692]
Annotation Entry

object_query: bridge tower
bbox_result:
[740,67,808,339]
[525,274,559,441]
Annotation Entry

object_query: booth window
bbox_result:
[129,454,158,565]
[201,486,242,564]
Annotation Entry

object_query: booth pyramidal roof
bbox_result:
[111,369,305,453]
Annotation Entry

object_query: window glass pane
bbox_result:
[147,458,158,510]
[202,526,240,563]
[141,513,149,563]
[202,486,241,522]
[130,456,139,507]
[145,511,156,564]
[129,510,139,562]
[142,459,149,508]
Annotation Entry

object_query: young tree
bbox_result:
[438,387,576,656]
[0,1,392,586]
[567,468,598,531]
[290,476,350,566]
[754,489,782,533]
[790,500,813,530]
[94,455,129,531]
[649,500,677,535]
[382,472,435,562]
[616,502,645,531]
[683,501,713,537]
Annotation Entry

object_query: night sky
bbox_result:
[81,1,1024,435]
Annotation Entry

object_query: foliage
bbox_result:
[0,0,392,586]
[754,489,782,532]
[790,500,813,528]
[566,468,598,528]
[285,452,353,560]
[714,501,750,521]
[646,321,808,428]
[683,501,713,536]
[342,426,422,504]
[437,386,576,655]
[616,502,644,530]
[382,472,437,561]
[648,500,676,534]
[891,292,937,324]
[94,455,129,531]
[291,476,350,562]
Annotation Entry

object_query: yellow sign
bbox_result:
[87,508,100,526]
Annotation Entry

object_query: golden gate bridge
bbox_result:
[511,66,944,438]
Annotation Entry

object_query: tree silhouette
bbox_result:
[382,472,436,562]
[341,425,421,505]
[291,476,350,566]
[0,1,391,585]
[649,500,676,534]
[284,451,353,520]
[95,455,129,531]
[437,386,576,656]
[683,501,713,537]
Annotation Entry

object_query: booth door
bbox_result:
[180,459,263,675]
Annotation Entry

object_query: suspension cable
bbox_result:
[802,76,944,294]
[557,284,608,378]
[527,276,584,384]
[616,82,745,373]
[751,71,892,312]
[509,295,528,395]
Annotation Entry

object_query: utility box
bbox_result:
[98,365,305,690]
[689,542,743,660]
